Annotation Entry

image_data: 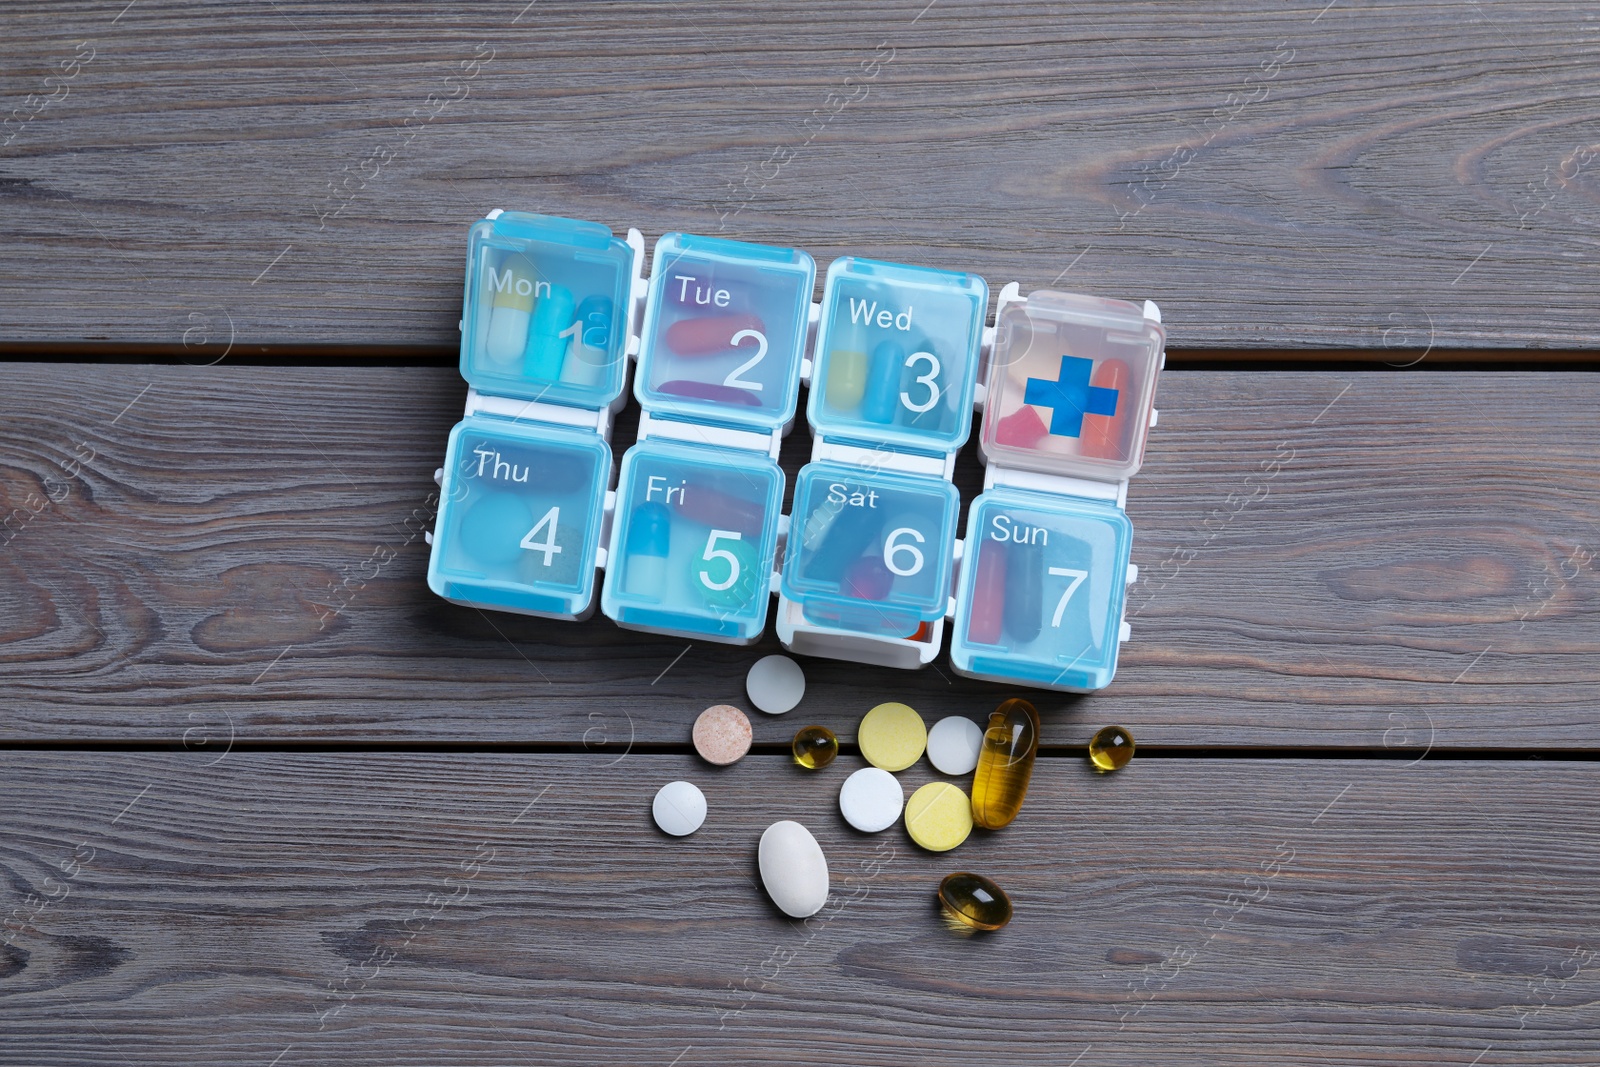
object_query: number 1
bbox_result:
[1048,567,1087,627]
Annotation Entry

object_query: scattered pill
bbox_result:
[1089,724,1135,772]
[758,820,830,918]
[839,767,904,833]
[905,781,973,852]
[792,725,838,770]
[927,716,985,776]
[970,698,1039,830]
[857,702,927,772]
[651,781,707,836]
[746,654,806,714]
[938,872,1013,932]
[692,704,752,766]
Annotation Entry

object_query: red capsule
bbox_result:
[664,314,765,356]
[1079,358,1132,460]
[966,539,1007,646]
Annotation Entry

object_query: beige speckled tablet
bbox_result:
[693,704,752,765]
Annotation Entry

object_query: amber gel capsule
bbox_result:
[970,698,1039,829]
[938,872,1013,932]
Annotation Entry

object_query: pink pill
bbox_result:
[664,314,765,356]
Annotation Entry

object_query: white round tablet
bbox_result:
[746,654,806,715]
[839,767,904,833]
[652,781,707,836]
[927,715,985,776]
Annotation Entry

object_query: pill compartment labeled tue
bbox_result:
[428,418,611,617]
[808,257,988,453]
[782,464,960,641]
[602,437,784,642]
[635,233,816,431]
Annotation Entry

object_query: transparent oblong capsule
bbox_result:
[970,697,1039,829]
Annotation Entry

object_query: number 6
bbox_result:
[884,527,925,577]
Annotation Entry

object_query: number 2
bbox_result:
[1048,567,1088,627]
[722,329,767,392]
[899,351,941,413]
[520,506,562,565]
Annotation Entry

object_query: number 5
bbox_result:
[1048,567,1087,627]
[700,530,742,591]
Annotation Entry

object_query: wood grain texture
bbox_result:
[1,362,1596,747]
[2,2,1597,351]
[2,752,1597,1065]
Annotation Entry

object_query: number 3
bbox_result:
[1048,566,1088,627]
[899,351,941,413]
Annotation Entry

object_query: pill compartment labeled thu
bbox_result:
[949,489,1133,692]
[634,232,815,432]
[601,437,784,642]
[428,209,647,621]
[807,256,987,453]
[952,286,1163,692]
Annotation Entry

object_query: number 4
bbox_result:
[520,506,562,565]
[1048,567,1088,627]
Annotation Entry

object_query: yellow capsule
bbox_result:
[938,871,1013,932]
[970,697,1039,829]
[1088,724,1134,772]
[825,349,869,412]
[484,253,539,364]
[791,725,838,770]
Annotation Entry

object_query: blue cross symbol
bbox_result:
[1023,355,1119,438]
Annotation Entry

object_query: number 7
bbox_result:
[1048,567,1088,627]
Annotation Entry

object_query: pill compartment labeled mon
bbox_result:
[602,438,783,642]
[950,490,1132,692]
[808,257,987,453]
[460,212,636,408]
[636,233,815,429]
[782,464,960,640]
[428,418,611,618]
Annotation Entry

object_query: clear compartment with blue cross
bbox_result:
[778,257,988,668]
[951,288,1164,691]
[428,210,647,620]
[600,233,814,643]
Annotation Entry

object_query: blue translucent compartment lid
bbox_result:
[781,461,961,635]
[427,415,612,618]
[460,212,636,409]
[636,233,816,434]
[602,437,784,642]
[980,290,1164,482]
[950,487,1133,692]
[809,257,987,454]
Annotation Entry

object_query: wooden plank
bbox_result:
[2,752,1597,1064]
[1,363,1595,748]
[2,2,1596,351]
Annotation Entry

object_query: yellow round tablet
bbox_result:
[904,781,973,852]
[857,702,927,772]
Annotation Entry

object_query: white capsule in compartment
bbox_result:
[757,820,829,918]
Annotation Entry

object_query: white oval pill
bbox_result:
[651,781,707,836]
[746,654,806,714]
[927,715,985,776]
[839,766,905,833]
[758,820,830,918]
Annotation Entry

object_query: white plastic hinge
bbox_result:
[424,530,433,545]
[1150,409,1159,427]
[1126,563,1138,585]
[952,537,964,562]
[433,468,444,487]
[768,570,782,595]
[465,389,610,434]
[1119,621,1131,643]
[810,437,956,479]
[636,410,782,461]
[983,465,1125,505]
[973,382,987,409]
[486,208,505,220]
[1143,300,1161,324]
[776,513,791,538]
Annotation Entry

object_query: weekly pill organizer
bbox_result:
[427,211,1165,693]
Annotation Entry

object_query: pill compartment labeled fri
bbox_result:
[461,212,638,409]
[636,233,816,431]
[980,290,1163,482]
[601,437,783,643]
[808,257,988,453]
[781,462,960,641]
[428,417,612,618]
[950,488,1133,693]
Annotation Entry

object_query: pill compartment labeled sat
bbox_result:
[428,417,611,619]
[781,463,960,641]
[461,212,636,408]
[602,437,784,643]
[980,291,1163,482]
[636,233,815,430]
[809,257,987,453]
[950,489,1133,693]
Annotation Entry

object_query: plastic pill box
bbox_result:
[428,212,1165,692]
